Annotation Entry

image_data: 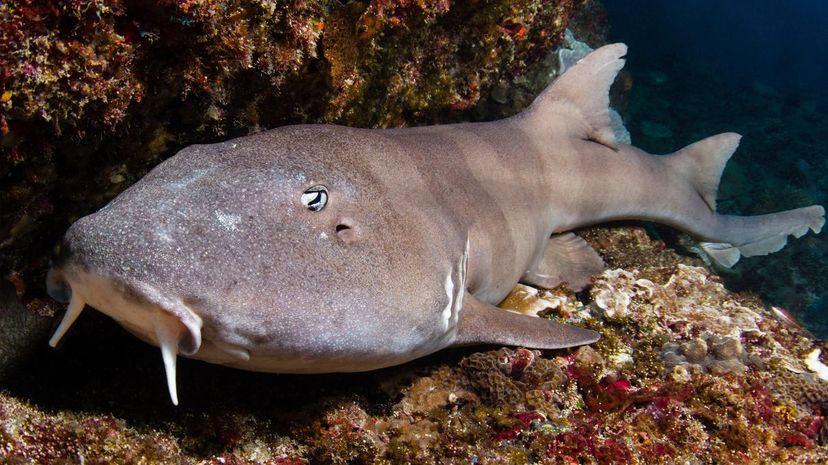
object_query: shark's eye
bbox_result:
[301,185,328,212]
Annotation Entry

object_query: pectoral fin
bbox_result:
[452,292,599,349]
[521,233,606,291]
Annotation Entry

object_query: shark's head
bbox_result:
[46,126,466,404]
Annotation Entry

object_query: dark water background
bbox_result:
[604,1,828,102]
[603,1,828,337]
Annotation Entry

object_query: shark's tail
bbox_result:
[663,133,824,267]
[698,207,824,267]
[522,43,825,268]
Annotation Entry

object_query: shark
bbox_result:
[45,44,825,405]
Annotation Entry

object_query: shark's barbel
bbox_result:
[46,44,824,404]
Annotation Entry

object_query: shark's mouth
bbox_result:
[46,265,202,405]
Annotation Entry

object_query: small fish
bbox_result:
[770,305,816,339]
[46,44,824,404]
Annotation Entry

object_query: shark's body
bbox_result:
[47,44,824,404]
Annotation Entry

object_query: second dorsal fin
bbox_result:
[664,132,742,211]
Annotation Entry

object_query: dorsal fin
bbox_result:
[522,43,627,150]
[664,133,741,211]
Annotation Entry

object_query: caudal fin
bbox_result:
[700,205,824,268]
[522,43,627,149]
[662,133,823,268]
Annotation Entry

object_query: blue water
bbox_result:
[604,1,828,104]
[603,1,828,337]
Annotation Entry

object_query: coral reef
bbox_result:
[0,282,52,379]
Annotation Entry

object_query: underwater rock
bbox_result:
[459,347,569,412]
[558,29,596,71]
[661,334,749,377]
[680,338,708,364]
[572,346,607,383]
[498,283,587,319]
[0,281,53,379]
[0,392,188,463]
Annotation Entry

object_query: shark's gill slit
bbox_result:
[48,294,85,348]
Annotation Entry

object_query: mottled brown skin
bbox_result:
[47,45,824,391]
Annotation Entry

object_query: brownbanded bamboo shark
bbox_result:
[46,44,825,404]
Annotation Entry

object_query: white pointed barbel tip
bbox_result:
[49,295,85,348]
[154,311,182,406]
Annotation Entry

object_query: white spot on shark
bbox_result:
[169,168,211,191]
[155,225,174,243]
[214,210,241,232]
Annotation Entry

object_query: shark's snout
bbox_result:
[46,220,205,405]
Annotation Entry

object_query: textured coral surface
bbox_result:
[2,226,826,464]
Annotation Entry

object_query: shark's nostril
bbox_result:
[335,218,359,244]
[46,268,72,303]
